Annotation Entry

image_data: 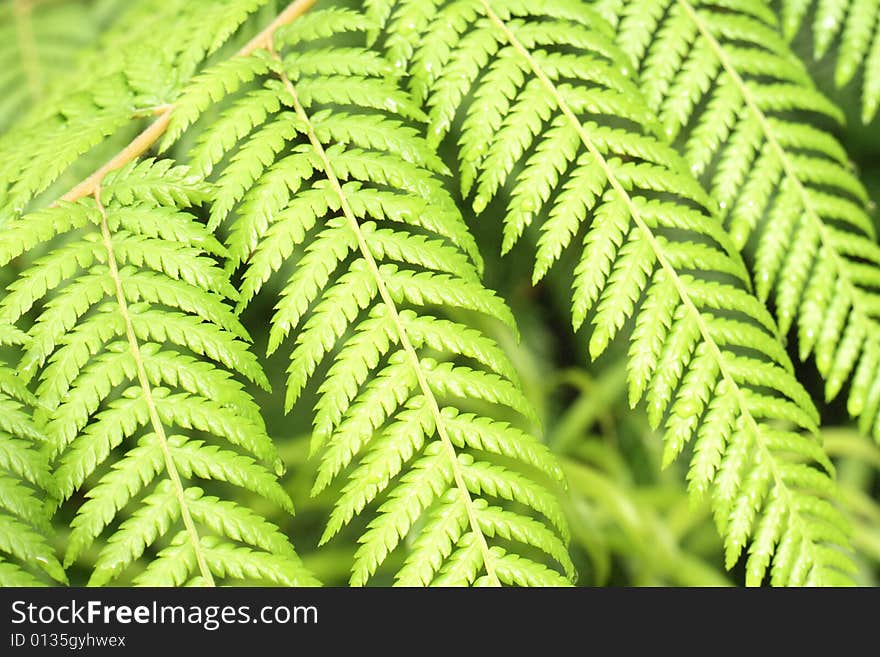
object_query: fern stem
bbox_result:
[131,103,176,119]
[13,0,43,101]
[268,47,502,587]
[94,188,215,587]
[480,0,807,548]
[59,0,318,204]
[674,0,877,379]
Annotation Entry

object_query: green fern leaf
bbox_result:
[603,0,880,447]
[0,159,315,587]
[776,0,880,123]
[377,0,855,585]
[0,322,66,586]
[172,7,572,587]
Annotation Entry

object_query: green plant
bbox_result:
[776,0,880,123]
[0,321,65,586]
[0,0,878,587]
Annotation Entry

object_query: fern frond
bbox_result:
[378,0,854,585]
[0,159,316,586]
[0,322,66,586]
[775,0,880,123]
[602,0,880,447]
[169,8,573,586]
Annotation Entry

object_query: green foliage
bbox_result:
[0,0,879,588]
[0,0,120,131]
[0,159,315,586]
[0,0,284,221]
[777,0,880,123]
[821,429,880,576]
[373,0,855,585]
[164,8,574,586]
[601,0,880,446]
[0,322,66,586]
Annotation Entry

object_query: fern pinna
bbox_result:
[0,322,65,586]
[0,160,316,587]
[777,0,880,123]
[374,0,855,585]
[598,0,880,446]
[156,7,573,587]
